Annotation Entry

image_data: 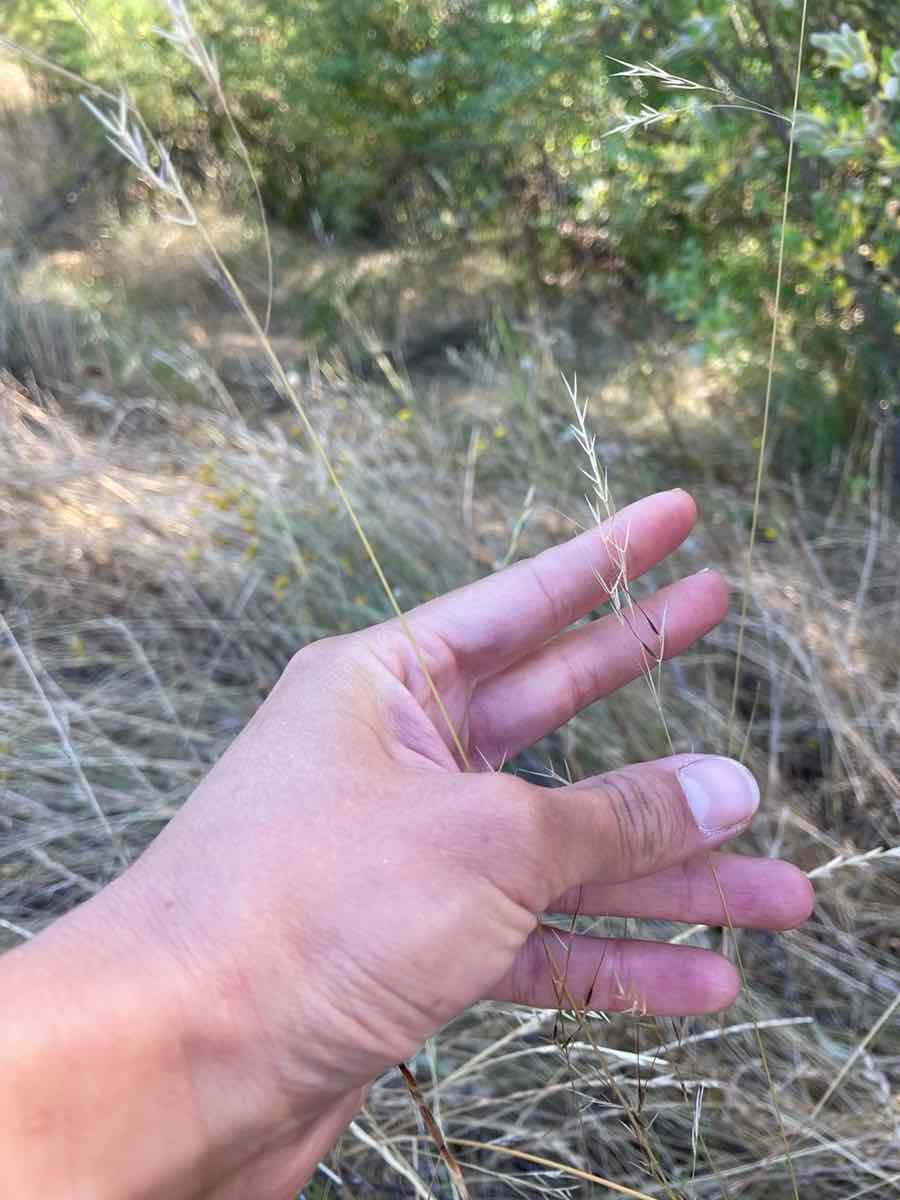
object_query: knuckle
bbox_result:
[478,774,544,850]
[525,552,568,631]
[601,768,678,873]
[554,645,592,721]
[469,774,563,908]
[507,931,545,1007]
[286,631,363,678]
[286,633,339,674]
[473,769,527,810]
[280,634,368,711]
[676,859,701,912]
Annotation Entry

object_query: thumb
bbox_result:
[527,755,760,899]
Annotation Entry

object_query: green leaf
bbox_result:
[810,23,877,87]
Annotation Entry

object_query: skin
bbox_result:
[0,488,813,1199]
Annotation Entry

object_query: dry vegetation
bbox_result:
[1,57,899,1200]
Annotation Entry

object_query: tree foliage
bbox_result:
[5,0,899,463]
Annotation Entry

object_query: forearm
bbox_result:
[0,874,352,1200]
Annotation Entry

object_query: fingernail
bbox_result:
[679,757,760,834]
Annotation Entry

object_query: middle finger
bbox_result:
[468,569,728,765]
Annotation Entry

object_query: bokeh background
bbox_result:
[1,3,898,1197]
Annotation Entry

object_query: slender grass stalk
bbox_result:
[566,388,743,1199]
[728,0,810,754]
[398,1063,471,1200]
[3,20,470,772]
[187,217,469,768]
[706,862,801,1198]
[565,376,674,752]
[58,42,472,772]
[154,2,274,333]
[445,1139,659,1199]
[0,34,121,103]
[538,928,684,1200]
[583,15,813,1187]
[806,991,900,1124]
[721,14,810,1191]
[0,614,125,867]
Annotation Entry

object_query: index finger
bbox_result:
[410,489,698,678]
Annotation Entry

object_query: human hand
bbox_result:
[127,488,811,1189]
[3,489,813,1200]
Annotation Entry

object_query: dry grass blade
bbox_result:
[349,1120,433,1200]
[724,11,811,1191]
[807,991,900,1125]
[446,1138,658,1200]
[728,0,809,754]
[67,9,469,770]
[0,613,123,867]
[399,1062,471,1200]
[2,22,469,772]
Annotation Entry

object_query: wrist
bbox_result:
[0,868,357,1199]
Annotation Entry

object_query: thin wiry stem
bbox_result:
[566,377,673,752]
[807,991,900,1124]
[445,1139,658,1200]
[706,861,801,1200]
[398,1063,471,1200]
[0,614,124,866]
[154,2,274,332]
[717,149,808,1167]
[190,214,469,766]
[728,0,808,762]
[0,34,119,103]
[599,28,811,1195]
[52,30,469,769]
[603,58,790,138]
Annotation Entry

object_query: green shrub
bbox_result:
[5,0,898,466]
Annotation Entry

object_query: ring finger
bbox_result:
[490,930,740,1015]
